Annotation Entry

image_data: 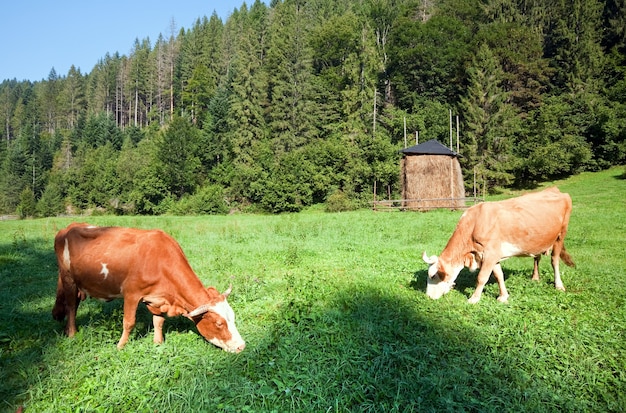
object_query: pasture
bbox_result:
[1,168,625,412]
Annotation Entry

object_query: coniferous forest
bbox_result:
[1,0,625,216]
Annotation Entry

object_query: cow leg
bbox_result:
[52,274,67,321]
[468,260,496,304]
[531,255,541,281]
[117,296,141,349]
[63,280,80,337]
[145,305,166,344]
[551,245,566,291]
[152,315,165,345]
[492,263,509,303]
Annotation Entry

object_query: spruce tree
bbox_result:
[460,43,519,191]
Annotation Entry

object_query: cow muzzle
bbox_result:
[425,276,454,300]
[210,334,246,353]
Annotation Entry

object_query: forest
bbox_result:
[1,0,625,216]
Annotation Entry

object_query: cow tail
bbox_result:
[560,247,575,268]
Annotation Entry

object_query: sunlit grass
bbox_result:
[1,168,625,412]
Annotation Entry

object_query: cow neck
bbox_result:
[184,284,222,313]
[440,214,475,268]
[164,264,222,312]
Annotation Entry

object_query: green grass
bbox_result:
[1,168,625,412]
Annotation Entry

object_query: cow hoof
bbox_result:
[467,297,480,304]
[556,285,566,291]
[497,295,509,303]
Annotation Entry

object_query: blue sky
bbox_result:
[1,1,264,82]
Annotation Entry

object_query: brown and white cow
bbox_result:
[422,187,575,303]
[52,223,245,352]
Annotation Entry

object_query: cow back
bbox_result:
[56,225,202,302]
[467,187,572,257]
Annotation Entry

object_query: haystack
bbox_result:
[400,139,465,210]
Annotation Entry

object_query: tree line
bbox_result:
[1,0,624,216]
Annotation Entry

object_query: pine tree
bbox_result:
[460,43,519,191]
[265,0,319,154]
[128,38,152,127]
[40,68,60,134]
[474,22,551,115]
[153,34,169,125]
[547,0,605,93]
[226,3,269,163]
[0,81,18,144]
[61,65,86,129]
[156,116,201,199]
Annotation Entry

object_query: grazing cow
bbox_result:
[52,223,245,352]
[422,187,575,303]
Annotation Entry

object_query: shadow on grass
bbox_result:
[73,297,200,343]
[408,268,500,299]
[0,237,59,411]
[614,168,626,180]
[237,284,561,412]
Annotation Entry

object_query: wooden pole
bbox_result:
[450,157,454,206]
[373,181,377,210]
[373,87,377,137]
[473,166,477,200]
[456,115,460,153]
[449,109,453,150]
[403,117,407,148]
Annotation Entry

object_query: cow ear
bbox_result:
[463,253,478,271]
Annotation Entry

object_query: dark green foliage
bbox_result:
[0,139,30,212]
[514,94,595,186]
[81,112,123,149]
[168,184,228,215]
[387,14,472,107]
[473,22,551,113]
[460,43,521,191]
[65,143,121,211]
[157,116,202,199]
[325,189,355,212]
[16,187,36,218]
[36,180,65,217]
[0,0,625,215]
[255,151,316,213]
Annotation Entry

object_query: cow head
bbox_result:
[422,252,463,299]
[186,286,245,353]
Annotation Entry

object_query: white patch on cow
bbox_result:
[209,300,245,353]
[425,263,463,300]
[212,300,235,324]
[100,263,109,279]
[426,275,454,299]
[63,239,71,268]
[500,242,522,258]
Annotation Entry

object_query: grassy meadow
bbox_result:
[1,168,625,412]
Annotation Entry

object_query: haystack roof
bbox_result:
[400,139,460,157]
